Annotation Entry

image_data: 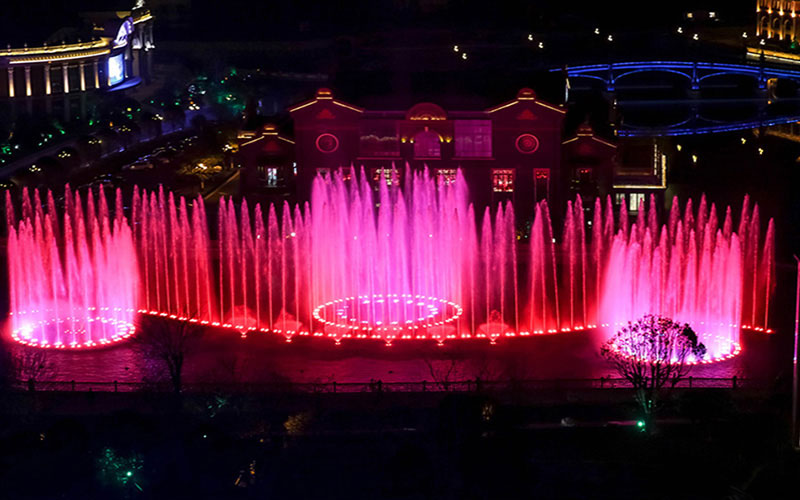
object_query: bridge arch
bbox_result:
[697,72,759,97]
[613,68,692,82]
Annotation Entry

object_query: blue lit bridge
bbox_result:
[552,61,800,136]
[553,61,800,92]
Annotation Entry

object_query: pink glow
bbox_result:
[6,186,138,348]
[6,170,776,360]
[598,195,774,360]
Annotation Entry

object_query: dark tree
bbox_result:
[600,314,706,428]
[131,316,202,393]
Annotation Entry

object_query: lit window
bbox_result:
[492,169,514,192]
[372,167,400,186]
[265,167,279,187]
[629,193,645,212]
[359,121,399,157]
[454,120,492,157]
[435,168,457,185]
[534,168,549,200]
[615,193,626,206]
[413,131,441,158]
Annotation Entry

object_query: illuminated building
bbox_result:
[0,1,154,119]
[756,0,799,41]
[286,87,565,217]
[236,88,666,218]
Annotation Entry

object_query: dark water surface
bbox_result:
[7,320,787,385]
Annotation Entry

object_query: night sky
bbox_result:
[0,0,755,46]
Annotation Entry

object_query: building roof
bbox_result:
[288,87,564,118]
[0,1,141,47]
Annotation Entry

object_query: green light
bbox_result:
[126,471,132,477]
[636,420,645,428]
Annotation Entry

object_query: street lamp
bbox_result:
[794,255,800,449]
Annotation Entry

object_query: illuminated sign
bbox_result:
[114,18,134,48]
[108,54,125,86]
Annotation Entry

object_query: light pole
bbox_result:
[793,255,800,449]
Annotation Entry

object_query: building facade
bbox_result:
[756,0,800,41]
[284,87,566,217]
[236,88,667,222]
[0,3,154,120]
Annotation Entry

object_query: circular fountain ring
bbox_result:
[606,334,742,365]
[10,309,136,349]
[312,294,463,337]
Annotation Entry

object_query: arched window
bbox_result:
[759,16,770,37]
[414,130,441,158]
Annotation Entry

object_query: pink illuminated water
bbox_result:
[598,195,773,359]
[5,187,138,347]
[5,169,775,359]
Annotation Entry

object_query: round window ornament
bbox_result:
[316,133,340,153]
[516,133,540,154]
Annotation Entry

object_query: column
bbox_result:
[79,62,86,91]
[132,49,140,77]
[124,48,130,79]
[62,64,70,94]
[24,66,31,97]
[93,60,99,89]
[7,67,14,98]
[44,64,51,95]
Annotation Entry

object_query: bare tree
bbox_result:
[423,356,463,391]
[130,316,202,393]
[14,349,56,385]
[600,314,706,428]
[421,350,498,391]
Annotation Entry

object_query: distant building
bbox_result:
[236,124,296,194]
[756,0,798,41]
[750,1,800,64]
[0,1,154,120]
[235,88,667,222]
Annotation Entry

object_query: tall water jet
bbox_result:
[598,194,769,360]
[5,172,776,355]
[7,186,138,348]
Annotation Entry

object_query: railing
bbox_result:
[11,376,770,394]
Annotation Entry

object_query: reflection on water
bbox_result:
[617,99,800,134]
[7,325,782,385]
